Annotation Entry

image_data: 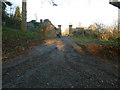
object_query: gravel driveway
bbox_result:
[2,36,118,88]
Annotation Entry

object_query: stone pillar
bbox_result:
[40,19,43,23]
[58,25,61,35]
[81,28,85,36]
[21,0,27,32]
[69,25,72,36]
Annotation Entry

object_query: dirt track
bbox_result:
[2,36,118,88]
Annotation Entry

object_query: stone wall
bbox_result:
[70,26,97,37]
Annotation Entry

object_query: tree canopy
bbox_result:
[2,1,12,10]
[14,6,22,21]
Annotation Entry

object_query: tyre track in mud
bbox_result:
[2,36,118,88]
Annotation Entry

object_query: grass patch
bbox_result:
[71,36,101,42]
[3,27,41,39]
[2,27,43,59]
[71,36,119,45]
[45,36,58,39]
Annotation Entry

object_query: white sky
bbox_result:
[7,0,118,31]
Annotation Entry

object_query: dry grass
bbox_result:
[78,42,119,68]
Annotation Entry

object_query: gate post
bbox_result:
[69,25,73,36]
[58,25,61,35]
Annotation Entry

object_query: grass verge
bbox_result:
[2,27,43,60]
[71,36,119,68]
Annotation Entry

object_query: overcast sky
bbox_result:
[7,0,118,31]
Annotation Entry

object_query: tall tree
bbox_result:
[14,6,22,21]
[2,1,12,19]
[2,1,12,11]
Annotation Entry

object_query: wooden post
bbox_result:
[118,8,120,32]
[0,1,2,28]
[21,0,27,32]
[0,1,2,90]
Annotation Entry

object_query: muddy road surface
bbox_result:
[2,36,118,88]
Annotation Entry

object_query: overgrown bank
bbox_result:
[71,36,120,68]
[2,27,44,60]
